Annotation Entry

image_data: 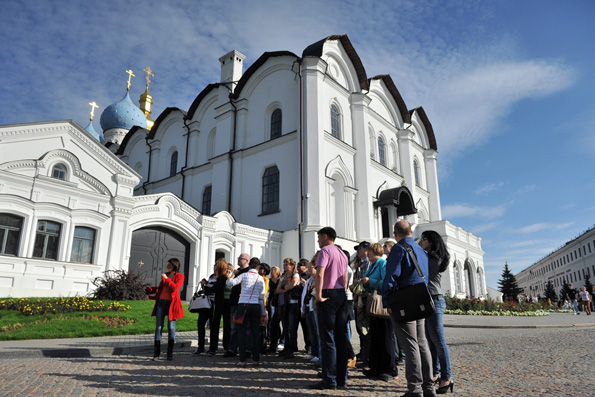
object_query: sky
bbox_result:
[1,0,594,289]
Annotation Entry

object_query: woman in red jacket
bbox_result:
[146,258,185,360]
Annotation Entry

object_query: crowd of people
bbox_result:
[147,221,455,396]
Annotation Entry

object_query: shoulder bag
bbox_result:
[366,280,390,319]
[387,242,435,323]
[188,286,211,313]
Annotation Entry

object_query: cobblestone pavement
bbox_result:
[0,326,594,396]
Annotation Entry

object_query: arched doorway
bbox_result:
[129,226,190,298]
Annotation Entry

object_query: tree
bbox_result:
[544,280,557,302]
[498,262,522,301]
[584,274,593,292]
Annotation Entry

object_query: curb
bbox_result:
[444,323,595,329]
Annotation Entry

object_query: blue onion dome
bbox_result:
[85,120,104,143]
[99,91,147,131]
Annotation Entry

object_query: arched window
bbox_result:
[330,104,341,139]
[454,262,463,292]
[70,226,96,263]
[413,159,421,187]
[51,163,67,180]
[262,166,280,214]
[369,128,375,160]
[0,213,23,256]
[207,129,216,159]
[391,142,399,172]
[202,185,212,215]
[170,151,178,177]
[270,109,282,140]
[378,136,387,166]
[33,220,61,260]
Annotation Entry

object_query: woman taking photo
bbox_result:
[146,258,184,361]
[419,230,453,394]
[361,243,397,382]
[276,258,300,358]
[203,258,229,354]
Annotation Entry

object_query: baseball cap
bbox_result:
[354,241,370,250]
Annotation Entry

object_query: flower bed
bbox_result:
[0,297,130,316]
[445,296,561,316]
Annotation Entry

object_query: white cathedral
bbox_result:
[0,35,486,300]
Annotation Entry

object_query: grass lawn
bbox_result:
[0,300,198,341]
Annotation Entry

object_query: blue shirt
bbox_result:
[382,237,429,308]
[365,257,386,293]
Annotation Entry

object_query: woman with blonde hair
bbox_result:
[276,257,300,358]
[203,258,229,354]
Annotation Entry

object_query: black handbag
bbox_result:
[388,242,435,323]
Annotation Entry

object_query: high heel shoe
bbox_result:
[436,380,454,394]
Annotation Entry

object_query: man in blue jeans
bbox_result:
[310,227,349,390]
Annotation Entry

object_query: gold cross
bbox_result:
[138,260,144,266]
[125,69,135,91]
[143,67,154,87]
[88,101,99,121]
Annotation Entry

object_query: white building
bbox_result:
[0,34,485,299]
[516,225,595,297]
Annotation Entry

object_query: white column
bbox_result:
[424,149,441,221]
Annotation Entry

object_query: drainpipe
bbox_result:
[227,94,237,213]
[142,136,153,195]
[295,59,304,258]
[181,116,191,201]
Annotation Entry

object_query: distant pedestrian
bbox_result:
[579,286,591,315]
[146,258,185,361]
[309,226,349,390]
[567,285,580,315]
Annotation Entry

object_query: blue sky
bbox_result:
[1,0,594,288]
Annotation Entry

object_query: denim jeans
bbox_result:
[282,303,299,353]
[317,289,348,386]
[571,299,579,314]
[238,303,261,362]
[306,309,320,358]
[425,295,452,381]
[154,299,176,341]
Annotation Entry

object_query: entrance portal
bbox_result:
[129,226,190,299]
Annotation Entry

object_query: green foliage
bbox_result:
[498,262,522,301]
[0,299,198,340]
[0,297,129,316]
[90,269,148,301]
[444,295,558,314]
[544,281,557,302]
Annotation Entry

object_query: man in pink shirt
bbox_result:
[310,227,348,390]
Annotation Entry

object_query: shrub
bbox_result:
[90,270,148,301]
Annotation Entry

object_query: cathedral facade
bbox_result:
[0,35,485,299]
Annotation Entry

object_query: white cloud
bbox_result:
[442,203,506,219]
[475,182,504,195]
[469,221,500,234]
[517,222,575,234]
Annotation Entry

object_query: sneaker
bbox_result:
[309,381,336,390]
[278,344,285,350]
[347,357,357,367]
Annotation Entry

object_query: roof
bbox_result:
[409,106,438,150]
[370,75,411,126]
[302,34,369,91]
[231,51,298,99]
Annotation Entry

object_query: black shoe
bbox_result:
[166,340,174,361]
[396,359,406,366]
[363,369,381,378]
[223,351,236,357]
[245,352,252,358]
[207,350,216,355]
[317,371,323,378]
[309,381,336,390]
[194,347,205,354]
[436,381,454,394]
[378,373,398,382]
[337,385,348,390]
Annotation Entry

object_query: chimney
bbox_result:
[219,50,246,92]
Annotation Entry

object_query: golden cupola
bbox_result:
[139,67,155,130]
